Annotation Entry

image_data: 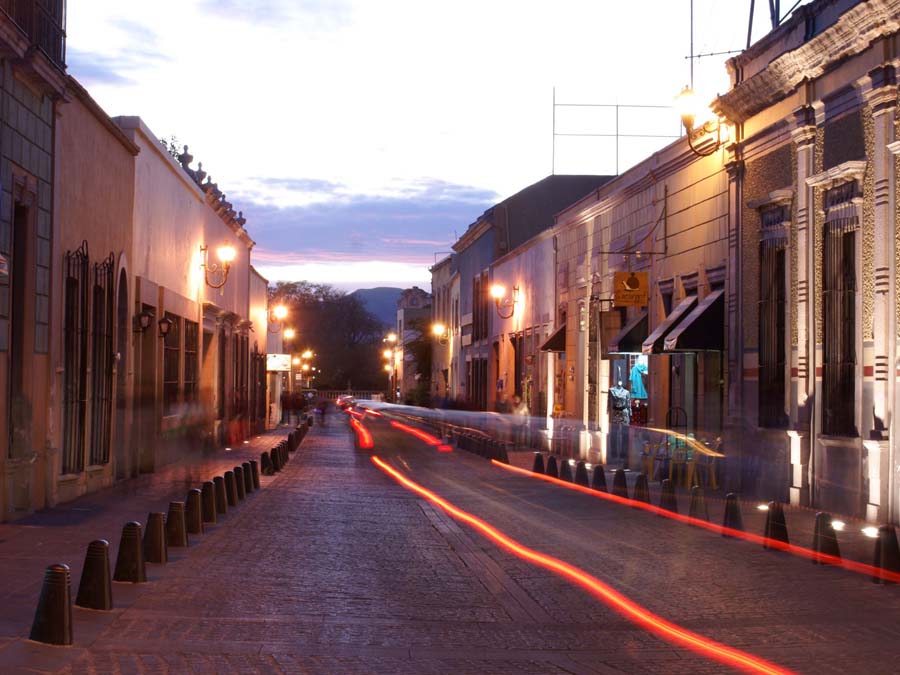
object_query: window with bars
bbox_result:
[183,320,198,404]
[62,242,89,474]
[163,313,181,416]
[758,203,788,428]
[89,254,114,465]
[822,182,858,437]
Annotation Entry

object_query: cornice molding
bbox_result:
[714,0,900,123]
[806,159,868,190]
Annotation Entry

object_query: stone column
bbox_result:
[789,105,816,506]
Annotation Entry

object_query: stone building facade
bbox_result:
[0,0,66,517]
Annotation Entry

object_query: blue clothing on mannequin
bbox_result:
[630,361,648,399]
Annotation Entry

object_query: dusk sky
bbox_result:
[68,1,806,291]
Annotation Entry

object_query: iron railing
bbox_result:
[0,0,66,68]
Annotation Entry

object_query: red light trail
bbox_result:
[349,418,373,449]
[371,455,794,675]
[491,460,900,583]
[389,420,441,446]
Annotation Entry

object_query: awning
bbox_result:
[641,295,697,354]
[664,289,725,351]
[540,324,566,352]
[607,311,648,354]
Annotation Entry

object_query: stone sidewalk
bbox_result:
[0,425,294,672]
[507,448,884,573]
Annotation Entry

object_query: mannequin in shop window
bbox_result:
[629,354,649,426]
[609,380,631,465]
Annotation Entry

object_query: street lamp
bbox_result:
[490,284,519,319]
[200,244,236,288]
[283,328,295,340]
[268,304,288,333]
[676,85,724,157]
[432,322,448,345]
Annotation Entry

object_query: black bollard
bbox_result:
[201,481,217,524]
[166,502,188,548]
[592,465,608,492]
[234,466,246,500]
[261,451,274,476]
[574,461,590,487]
[113,521,147,583]
[545,455,559,479]
[185,489,204,534]
[658,479,678,513]
[224,471,238,507]
[213,476,228,515]
[872,524,900,584]
[75,540,112,611]
[632,473,650,504]
[30,563,73,645]
[762,501,789,549]
[250,460,261,489]
[688,486,709,521]
[612,469,629,499]
[812,512,841,565]
[497,445,510,464]
[558,459,574,482]
[242,462,254,493]
[143,512,168,564]
[722,492,744,535]
[532,452,545,474]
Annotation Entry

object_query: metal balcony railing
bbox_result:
[0,0,66,68]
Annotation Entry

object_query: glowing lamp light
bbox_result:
[490,284,506,300]
[490,283,519,319]
[272,305,288,321]
[302,349,313,359]
[292,357,300,365]
[383,364,392,372]
[217,244,237,264]
[756,504,769,511]
[386,332,397,343]
[301,364,310,372]
[383,349,392,359]
[831,520,846,532]
[283,328,295,340]
[676,85,697,133]
[862,526,880,539]
[432,323,446,337]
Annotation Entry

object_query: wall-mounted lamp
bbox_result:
[133,309,154,333]
[200,244,236,288]
[676,85,725,157]
[385,332,397,344]
[158,316,174,338]
[490,284,519,319]
[432,322,449,345]
[267,304,288,333]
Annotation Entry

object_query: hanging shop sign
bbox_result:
[613,271,649,307]
[266,353,291,372]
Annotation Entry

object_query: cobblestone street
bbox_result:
[2,414,900,673]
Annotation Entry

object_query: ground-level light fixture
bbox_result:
[490,283,519,319]
[862,526,880,538]
[676,85,724,158]
[200,243,236,288]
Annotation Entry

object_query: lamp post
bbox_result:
[675,85,725,157]
[490,284,519,319]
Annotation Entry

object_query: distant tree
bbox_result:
[268,281,387,391]
[160,134,183,160]
[402,316,433,407]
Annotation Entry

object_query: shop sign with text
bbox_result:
[613,271,649,307]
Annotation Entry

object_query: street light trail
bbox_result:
[389,420,441,446]
[349,418,373,448]
[491,459,900,583]
[372,455,795,675]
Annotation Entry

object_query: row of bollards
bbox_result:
[453,430,510,464]
[28,437,293,645]
[530,451,900,585]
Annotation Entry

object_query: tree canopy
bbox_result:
[269,281,388,390]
